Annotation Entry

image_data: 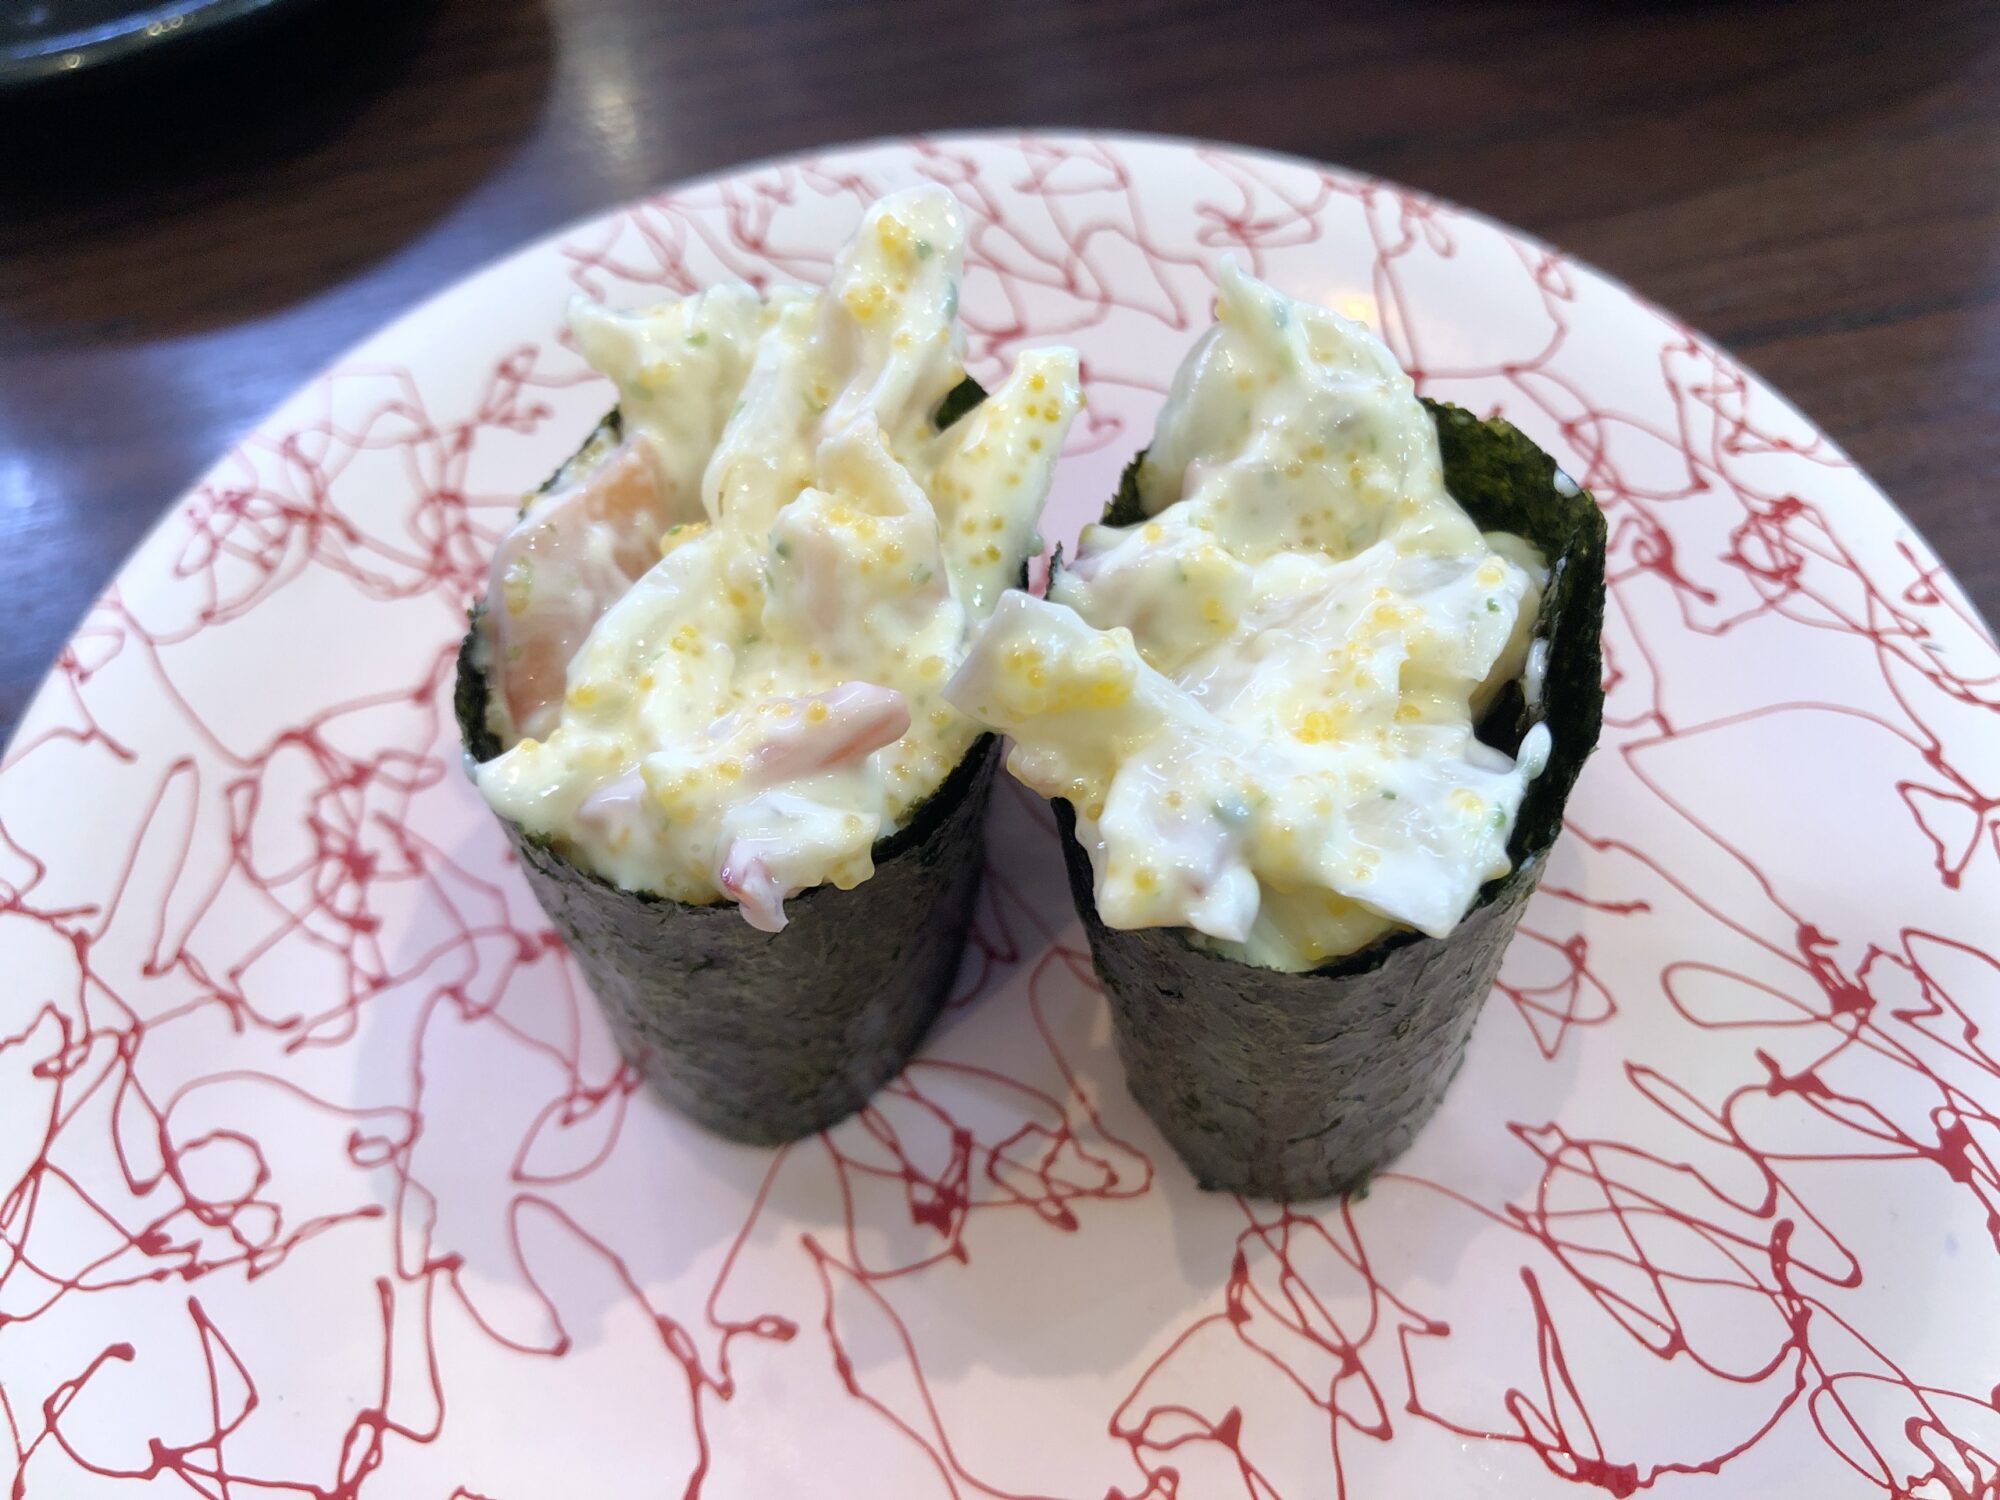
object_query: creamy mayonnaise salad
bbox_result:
[475,187,1082,931]
[946,262,1550,971]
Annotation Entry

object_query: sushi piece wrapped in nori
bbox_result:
[1050,402,1602,1197]
[459,186,1082,1144]
[946,263,1604,1198]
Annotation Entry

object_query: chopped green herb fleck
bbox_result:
[912,564,933,585]
[1491,807,1508,830]
[1486,598,1500,613]
[686,329,708,347]
[1381,789,1397,800]
[915,238,933,260]
[1212,795,1253,826]
[773,538,793,561]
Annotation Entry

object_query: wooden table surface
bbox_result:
[3,0,1995,741]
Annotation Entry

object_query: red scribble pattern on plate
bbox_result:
[3,135,1998,1499]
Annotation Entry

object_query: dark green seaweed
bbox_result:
[459,381,1000,1146]
[931,374,986,432]
[1058,400,1606,1199]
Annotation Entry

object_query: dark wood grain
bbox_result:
[3,0,1995,740]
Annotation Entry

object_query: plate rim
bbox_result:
[0,0,316,88]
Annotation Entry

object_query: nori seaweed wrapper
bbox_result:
[1054,400,1606,1199]
[459,383,1005,1146]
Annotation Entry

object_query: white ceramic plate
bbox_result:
[5,133,1997,1499]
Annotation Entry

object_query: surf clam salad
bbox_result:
[947,262,1556,971]
[470,186,1082,931]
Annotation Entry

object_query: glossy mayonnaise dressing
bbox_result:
[475,187,1082,930]
[946,262,1549,971]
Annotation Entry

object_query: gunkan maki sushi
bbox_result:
[458,187,1082,1144]
[947,262,1604,1199]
